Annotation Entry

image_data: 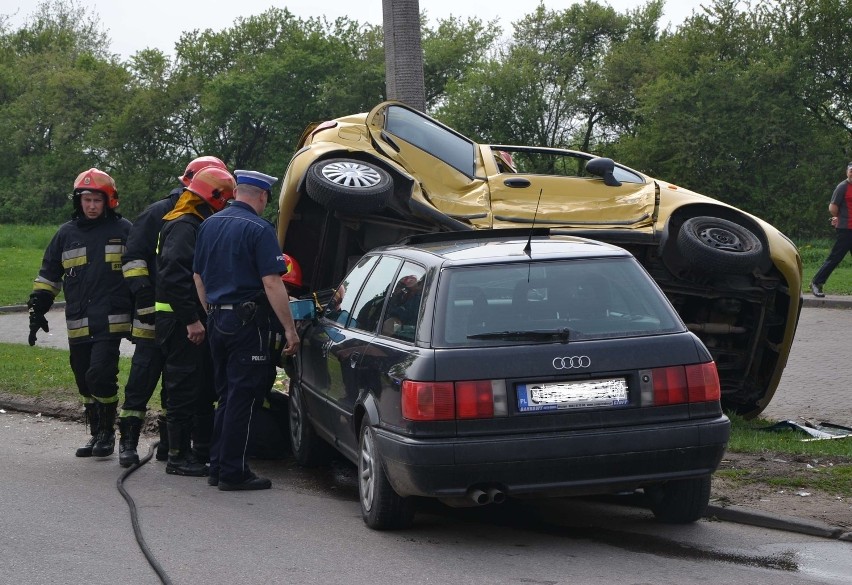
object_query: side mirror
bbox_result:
[585,157,622,187]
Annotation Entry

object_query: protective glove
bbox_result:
[27,291,53,346]
[28,311,49,346]
[27,290,53,314]
[134,286,156,325]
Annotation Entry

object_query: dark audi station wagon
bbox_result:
[288,229,730,529]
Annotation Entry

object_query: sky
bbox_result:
[2,0,707,60]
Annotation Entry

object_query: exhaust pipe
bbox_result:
[468,488,489,505]
[437,486,505,508]
[487,487,505,504]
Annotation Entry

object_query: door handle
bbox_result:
[349,352,361,368]
[503,177,531,188]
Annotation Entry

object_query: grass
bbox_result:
[727,413,852,459]
[0,342,150,407]
[0,225,63,306]
[722,413,852,496]
[798,239,852,294]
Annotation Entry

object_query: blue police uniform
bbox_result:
[193,170,287,490]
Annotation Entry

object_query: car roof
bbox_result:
[377,229,632,267]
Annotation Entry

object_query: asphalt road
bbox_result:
[1,410,850,585]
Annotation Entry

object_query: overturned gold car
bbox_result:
[277,101,802,417]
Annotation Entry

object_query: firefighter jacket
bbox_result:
[32,214,133,345]
[121,187,181,341]
[155,191,214,326]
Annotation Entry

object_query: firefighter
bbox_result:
[117,156,227,468]
[156,166,236,476]
[28,168,132,458]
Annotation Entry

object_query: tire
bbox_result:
[288,380,328,467]
[305,158,394,215]
[646,476,712,523]
[358,420,415,530]
[676,216,763,274]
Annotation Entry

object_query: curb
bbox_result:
[0,301,66,314]
[801,295,852,309]
[706,505,851,540]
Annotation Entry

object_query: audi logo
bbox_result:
[552,356,591,369]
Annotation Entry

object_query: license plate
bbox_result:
[517,378,629,412]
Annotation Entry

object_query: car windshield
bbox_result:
[433,257,683,347]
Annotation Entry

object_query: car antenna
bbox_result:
[523,188,544,259]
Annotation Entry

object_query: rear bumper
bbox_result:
[375,415,730,498]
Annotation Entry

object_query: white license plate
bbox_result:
[517,379,629,412]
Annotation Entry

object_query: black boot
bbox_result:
[92,402,117,457]
[165,421,208,477]
[156,414,169,461]
[118,416,143,468]
[75,402,99,458]
[191,411,214,465]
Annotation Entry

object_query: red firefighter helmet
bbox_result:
[187,167,235,211]
[180,155,227,187]
[282,254,303,288]
[73,168,119,209]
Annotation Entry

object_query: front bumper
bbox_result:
[375,415,730,498]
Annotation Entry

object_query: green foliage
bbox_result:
[2,0,852,240]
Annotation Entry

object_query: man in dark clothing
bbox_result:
[811,162,852,297]
[29,168,132,458]
[194,169,299,491]
[117,156,227,468]
[156,166,236,476]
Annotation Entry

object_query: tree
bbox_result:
[614,0,843,237]
[438,1,660,151]
[0,0,130,223]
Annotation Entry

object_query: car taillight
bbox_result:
[651,362,720,405]
[402,380,508,421]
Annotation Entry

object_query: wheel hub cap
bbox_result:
[321,161,382,188]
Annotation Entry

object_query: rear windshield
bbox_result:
[433,257,684,347]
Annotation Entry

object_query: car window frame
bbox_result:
[382,104,478,178]
[348,255,404,335]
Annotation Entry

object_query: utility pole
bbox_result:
[382,0,426,112]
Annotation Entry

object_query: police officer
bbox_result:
[193,169,299,491]
[28,168,133,458]
[117,156,227,468]
[156,166,236,476]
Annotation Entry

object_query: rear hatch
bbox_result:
[427,255,721,435]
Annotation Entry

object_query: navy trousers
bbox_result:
[207,306,280,484]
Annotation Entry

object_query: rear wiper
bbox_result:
[467,328,571,342]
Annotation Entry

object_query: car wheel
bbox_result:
[358,420,415,530]
[305,158,394,215]
[288,379,327,467]
[646,476,712,523]
[676,216,763,274]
